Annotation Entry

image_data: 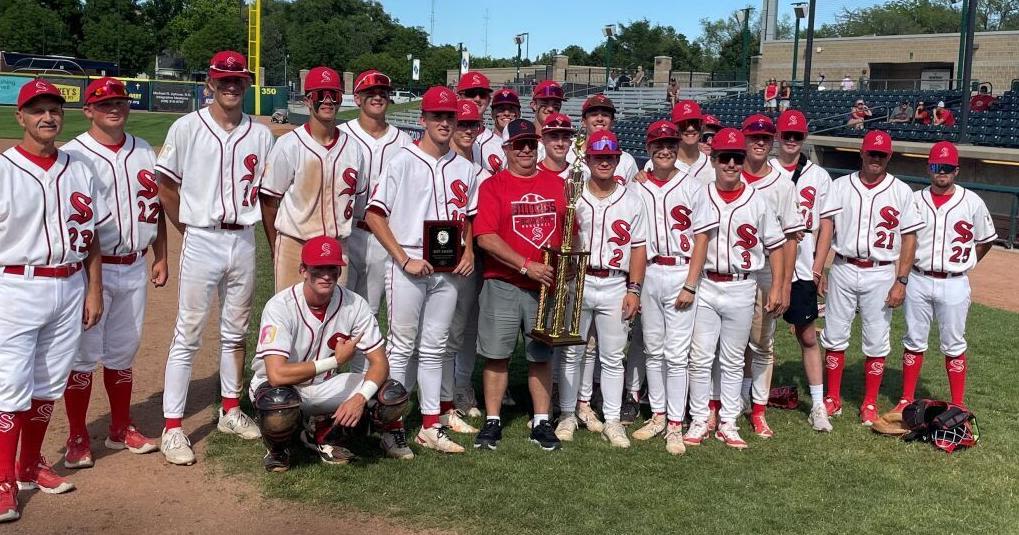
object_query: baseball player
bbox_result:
[156,51,274,465]
[365,85,478,455]
[699,114,723,156]
[0,79,106,522]
[471,119,567,452]
[897,141,996,410]
[537,113,576,179]
[249,236,405,469]
[736,114,802,438]
[531,81,566,162]
[60,77,166,470]
[626,120,702,455]
[568,94,639,184]
[456,72,498,177]
[556,130,646,448]
[819,130,924,425]
[340,69,413,319]
[260,66,366,293]
[685,127,787,450]
[475,87,519,174]
[641,101,716,185]
[769,109,838,432]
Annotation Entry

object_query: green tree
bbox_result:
[349,52,411,86]
[81,0,158,75]
[816,0,960,37]
[0,2,74,56]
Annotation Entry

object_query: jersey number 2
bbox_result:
[949,246,971,263]
[874,230,895,250]
[67,228,94,253]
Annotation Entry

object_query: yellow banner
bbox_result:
[53,83,81,104]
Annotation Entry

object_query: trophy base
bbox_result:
[530,331,586,347]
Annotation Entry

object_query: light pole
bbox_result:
[956,0,970,86]
[735,8,752,82]
[520,32,530,64]
[603,24,616,89]
[791,2,807,85]
[801,0,817,109]
[958,0,977,143]
[283,53,289,92]
[514,34,525,82]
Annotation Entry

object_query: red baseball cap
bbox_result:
[353,69,392,93]
[741,114,777,135]
[208,50,252,80]
[532,80,565,101]
[586,130,622,156]
[17,78,64,109]
[862,129,893,154]
[671,100,703,123]
[301,236,346,267]
[503,119,540,143]
[305,66,342,92]
[421,86,458,113]
[582,93,615,115]
[84,77,128,105]
[777,110,808,134]
[542,113,573,134]
[929,141,959,165]
[456,99,481,122]
[457,71,491,93]
[492,87,521,108]
[711,128,746,152]
[646,120,680,144]
[703,114,722,128]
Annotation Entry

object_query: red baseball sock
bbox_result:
[440,401,454,414]
[421,414,440,429]
[824,350,846,400]
[165,418,183,430]
[221,396,240,413]
[945,354,967,405]
[63,371,93,440]
[18,399,54,468]
[751,403,767,417]
[863,356,886,405]
[0,412,22,482]
[708,399,721,412]
[104,367,133,436]
[900,350,924,401]
[314,419,332,444]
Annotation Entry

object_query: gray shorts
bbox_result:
[476,278,553,363]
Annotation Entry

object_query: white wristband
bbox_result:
[313,358,338,375]
[357,380,379,400]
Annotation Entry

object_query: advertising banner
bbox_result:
[150,81,195,113]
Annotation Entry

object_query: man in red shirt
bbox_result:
[472,119,567,452]
[933,101,956,126]
[969,86,995,112]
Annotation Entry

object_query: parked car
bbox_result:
[391,90,420,103]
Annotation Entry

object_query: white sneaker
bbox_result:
[160,428,196,466]
[576,402,604,433]
[715,421,749,449]
[555,415,579,441]
[218,408,261,440]
[683,419,709,446]
[632,413,667,441]
[808,405,834,433]
[501,390,517,407]
[415,426,465,454]
[601,420,630,448]
[664,423,686,455]
[440,409,479,434]
[454,385,482,418]
[380,430,414,460]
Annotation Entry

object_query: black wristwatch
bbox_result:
[896,275,909,286]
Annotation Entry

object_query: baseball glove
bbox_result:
[871,411,910,436]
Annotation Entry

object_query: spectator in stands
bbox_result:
[889,101,913,123]
[858,69,869,91]
[667,79,678,107]
[816,74,828,91]
[970,85,996,113]
[914,101,931,125]
[632,66,646,87]
[779,81,792,111]
[933,101,956,126]
[764,79,779,112]
[841,75,854,91]
[617,72,631,88]
[847,99,872,129]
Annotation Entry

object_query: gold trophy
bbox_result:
[531,130,590,346]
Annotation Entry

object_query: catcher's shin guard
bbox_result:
[369,379,411,428]
[253,383,302,453]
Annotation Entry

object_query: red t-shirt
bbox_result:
[473,169,567,290]
[764,84,778,101]
[716,183,745,203]
[970,94,994,112]
[931,191,954,209]
[938,109,956,126]
[916,110,931,125]
[741,169,765,184]
[14,145,58,171]
[100,138,126,153]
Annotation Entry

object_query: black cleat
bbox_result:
[620,394,640,426]
[263,448,290,472]
[474,419,502,450]
[529,420,562,451]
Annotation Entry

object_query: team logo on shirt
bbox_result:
[670,205,692,231]
[799,186,816,209]
[68,192,94,224]
[952,220,974,243]
[511,193,558,249]
[259,325,277,344]
[877,206,900,230]
[734,224,759,249]
[326,331,351,350]
[488,154,503,172]
[448,179,469,210]
[241,154,259,207]
[608,220,631,246]
[613,175,625,186]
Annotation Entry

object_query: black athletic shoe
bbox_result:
[620,394,640,426]
[263,448,290,472]
[530,420,561,451]
[474,419,502,450]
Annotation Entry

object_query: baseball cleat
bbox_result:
[217,408,262,440]
[889,398,911,415]
[380,430,414,460]
[105,426,159,454]
[859,404,879,427]
[529,420,562,451]
[823,396,843,417]
[0,481,18,523]
[665,423,686,455]
[575,402,604,433]
[632,413,667,441]
[601,420,631,448]
[620,394,640,426]
[715,422,749,449]
[474,419,502,450]
[555,415,579,441]
[808,405,834,433]
[415,426,465,454]
[683,420,709,446]
[160,427,196,466]
[501,390,517,407]
[16,457,75,494]
[453,385,482,418]
[263,449,291,472]
[749,413,775,438]
[440,409,479,434]
[63,435,94,469]
[300,429,356,465]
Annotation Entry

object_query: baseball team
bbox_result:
[0,50,997,523]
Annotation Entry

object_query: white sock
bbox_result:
[809,384,824,408]
[741,378,752,398]
[487,415,501,423]
[533,414,549,427]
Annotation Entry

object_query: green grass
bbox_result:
[206,233,1019,534]
[0,106,182,143]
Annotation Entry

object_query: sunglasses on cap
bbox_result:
[511,139,538,151]
[866,150,890,159]
[211,59,248,73]
[590,138,619,152]
[699,132,716,144]
[462,88,490,99]
[355,72,391,93]
[534,85,564,100]
[781,132,805,142]
[715,152,745,165]
[90,81,128,100]
[929,163,958,174]
[308,265,340,279]
[306,89,341,103]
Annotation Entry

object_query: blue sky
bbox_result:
[378,0,884,60]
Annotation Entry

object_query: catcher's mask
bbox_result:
[902,399,979,453]
[369,379,411,426]
[254,384,302,452]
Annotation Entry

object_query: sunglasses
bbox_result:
[781,132,805,142]
[676,120,701,132]
[589,138,619,151]
[307,89,341,103]
[90,81,127,100]
[211,59,247,73]
[929,163,957,174]
[511,139,539,151]
[308,265,340,279]
[700,132,716,144]
[354,73,391,93]
[866,150,890,159]
[456,121,481,130]
[534,85,564,100]
[462,88,490,99]
[715,152,745,165]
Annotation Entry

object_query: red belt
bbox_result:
[651,256,689,266]
[913,267,963,279]
[355,220,370,232]
[586,268,626,278]
[4,263,83,278]
[836,254,893,268]
[219,223,245,231]
[102,249,146,265]
[705,271,749,282]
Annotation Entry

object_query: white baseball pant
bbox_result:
[688,277,757,424]
[902,272,971,356]
[345,227,388,315]
[578,336,600,402]
[163,226,256,419]
[74,258,147,372]
[747,265,778,405]
[820,261,895,357]
[0,271,86,411]
[250,373,365,416]
[641,263,696,421]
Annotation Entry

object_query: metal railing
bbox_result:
[804,93,966,137]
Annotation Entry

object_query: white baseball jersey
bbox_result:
[769,158,840,281]
[367,144,478,250]
[742,166,805,235]
[829,172,925,262]
[567,146,640,186]
[913,186,997,273]
[643,151,716,185]
[252,284,384,387]
[338,120,412,223]
[155,108,273,227]
[628,173,703,259]
[575,183,647,270]
[62,133,158,256]
[692,184,786,274]
[260,125,367,240]
[474,127,506,174]
[0,147,109,266]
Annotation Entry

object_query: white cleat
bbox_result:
[415,426,465,454]
[380,430,415,460]
[715,421,749,449]
[218,408,261,440]
[808,405,834,433]
[440,409,479,434]
[555,415,579,441]
[632,413,667,441]
[683,419,709,446]
[453,385,482,418]
[576,402,604,433]
[601,420,631,448]
[160,428,196,466]
[664,423,686,455]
